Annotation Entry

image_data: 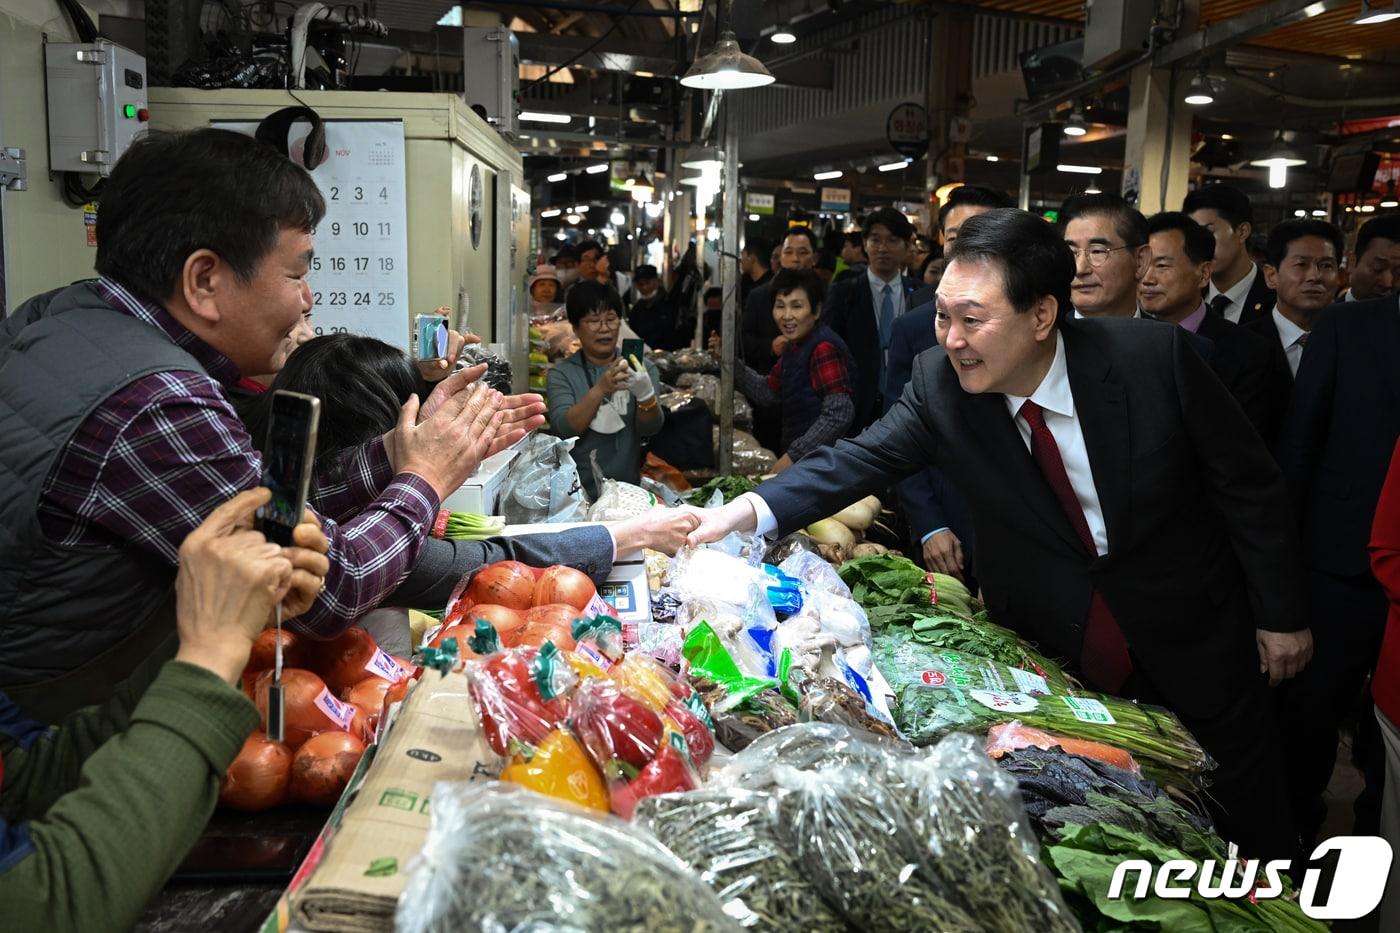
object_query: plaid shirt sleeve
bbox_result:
[765,358,782,396]
[310,437,395,524]
[39,372,438,638]
[808,341,852,395]
[786,392,856,462]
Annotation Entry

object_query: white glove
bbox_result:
[625,364,655,403]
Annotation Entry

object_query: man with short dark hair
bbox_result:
[701,285,725,346]
[825,206,920,429]
[887,186,1012,582]
[834,231,868,283]
[687,207,1310,858]
[0,129,557,720]
[1140,212,1290,442]
[740,238,773,305]
[1184,184,1275,325]
[627,264,681,351]
[1251,220,1344,378]
[1343,215,1400,302]
[1060,193,1148,319]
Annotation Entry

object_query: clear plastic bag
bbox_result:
[677,372,753,430]
[709,723,1078,933]
[712,427,776,475]
[501,433,587,524]
[396,782,741,933]
[587,477,661,522]
[634,788,849,933]
[777,550,852,600]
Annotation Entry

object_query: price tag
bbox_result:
[314,688,357,731]
[920,670,948,687]
[364,647,411,683]
[1062,696,1116,725]
[969,690,1040,713]
[1010,667,1051,696]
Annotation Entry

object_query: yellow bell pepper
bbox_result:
[500,728,608,812]
[608,653,674,712]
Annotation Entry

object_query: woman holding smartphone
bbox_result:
[548,282,664,498]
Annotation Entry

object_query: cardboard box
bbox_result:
[282,672,499,932]
[440,445,517,514]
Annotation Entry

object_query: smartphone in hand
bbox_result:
[255,390,321,547]
[414,312,450,362]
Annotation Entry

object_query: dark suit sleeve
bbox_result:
[897,470,949,542]
[882,314,917,412]
[1174,328,1307,632]
[1227,334,1280,445]
[1278,307,1340,507]
[740,288,771,366]
[388,527,615,608]
[754,353,940,536]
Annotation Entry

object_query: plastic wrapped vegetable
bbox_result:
[572,679,700,818]
[500,727,608,812]
[795,674,904,742]
[690,676,797,753]
[464,643,576,757]
[776,549,853,599]
[635,789,849,933]
[396,782,741,933]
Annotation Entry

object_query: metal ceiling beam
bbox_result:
[515,130,686,149]
[1153,0,1350,67]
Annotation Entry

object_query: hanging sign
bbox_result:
[746,192,775,215]
[886,102,929,160]
[820,187,851,212]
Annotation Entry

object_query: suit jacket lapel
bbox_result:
[1063,326,1130,556]
[1379,296,1400,408]
[960,390,1086,554]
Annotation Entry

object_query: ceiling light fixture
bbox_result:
[877,160,912,172]
[681,147,724,169]
[572,205,590,213]
[565,213,582,225]
[540,208,562,218]
[748,212,761,221]
[1294,209,1308,217]
[610,209,626,225]
[1056,163,1103,175]
[770,25,796,44]
[585,163,610,175]
[813,169,843,180]
[1354,0,1400,24]
[681,0,776,90]
[985,154,1000,162]
[1312,209,1329,216]
[546,172,567,183]
[1063,107,1088,137]
[1249,132,1307,189]
[1183,71,1215,106]
[1361,203,1377,213]
[520,111,571,124]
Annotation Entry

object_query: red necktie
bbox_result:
[1018,400,1133,692]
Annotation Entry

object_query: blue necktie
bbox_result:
[878,283,895,353]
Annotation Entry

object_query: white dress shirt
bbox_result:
[867,267,907,323]
[742,333,1109,556]
[1072,308,1142,320]
[1271,306,1310,377]
[1205,263,1260,324]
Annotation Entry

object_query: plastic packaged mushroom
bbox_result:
[396,782,742,933]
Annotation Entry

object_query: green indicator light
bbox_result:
[123,104,137,118]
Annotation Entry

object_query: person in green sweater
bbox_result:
[0,487,329,932]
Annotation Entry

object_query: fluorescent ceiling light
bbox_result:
[1294,209,1308,217]
[985,155,1000,162]
[878,160,912,172]
[1361,204,1377,212]
[813,170,843,180]
[540,208,562,218]
[1382,199,1400,208]
[585,163,610,174]
[1312,209,1329,216]
[520,111,571,124]
[1056,164,1103,175]
[1352,0,1398,20]
[572,205,590,213]
[748,213,761,221]
[546,172,567,183]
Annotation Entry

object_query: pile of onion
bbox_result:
[465,561,536,610]
[290,731,366,806]
[219,731,294,812]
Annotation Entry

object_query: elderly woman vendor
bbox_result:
[547,281,664,498]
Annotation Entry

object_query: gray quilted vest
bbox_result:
[0,282,203,717]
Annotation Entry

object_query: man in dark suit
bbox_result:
[688,209,1311,857]
[1138,212,1291,444]
[740,238,773,306]
[1278,291,1400,844]
[1184,184,1275,325]
[1243,220,1344,383]
[882,189,1012,582]
[825,207,921,430]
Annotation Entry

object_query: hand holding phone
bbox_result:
[256,391,321,547]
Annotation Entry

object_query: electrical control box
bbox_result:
[1081,0,1155,73]
[45,39,148,176]
[462,26,519,141]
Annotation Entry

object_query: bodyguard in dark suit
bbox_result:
[825,207,920,431]
[1138,212,1291,444]
[1184,184,1275,325]
[688,209,1311,856]
[1278,292,1400,843]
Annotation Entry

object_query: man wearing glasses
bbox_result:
[547,282,663,498]
[1059,193,1149,320]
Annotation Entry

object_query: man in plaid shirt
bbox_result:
[0,129,543,715]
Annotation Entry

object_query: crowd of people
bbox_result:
[3,117,1399,927]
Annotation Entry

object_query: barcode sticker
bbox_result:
[1062,696,1116,725]
[1010,667,1051,696]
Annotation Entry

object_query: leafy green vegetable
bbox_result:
[1045,822,1325,933]
[911,612,1077,692]
[683,474,759,505]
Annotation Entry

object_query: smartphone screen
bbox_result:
[256,391,321,547]
[621,338,645,362]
